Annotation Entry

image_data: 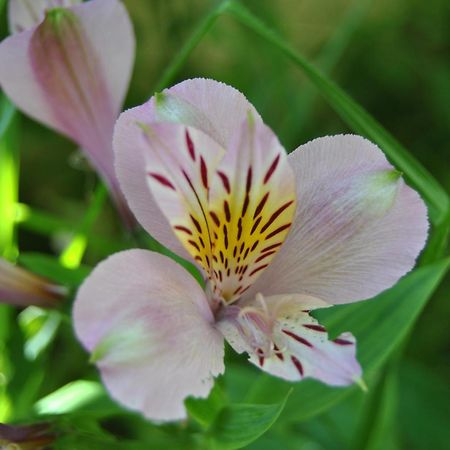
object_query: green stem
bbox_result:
[153,0,233,92]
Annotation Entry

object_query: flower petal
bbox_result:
[119,114,296,303]
[248,135,428,304]
[114,78,261,252]
[8,0,82,33]
[0,0,135,223]
[207,115,296,302]
[0,258,67,308]
[73,250,224,422]
[218,294,361,386]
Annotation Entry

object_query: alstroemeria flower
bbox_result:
[73,79,428,421]
[0,0,135,225]
[8,0,82,33]
[0,258,67,308]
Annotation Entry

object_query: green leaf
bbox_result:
[0,95,19,259]
[186,381,227,428]
[18,252,91,288]
[246,258,450,422]
[227,1,450,226]
[207,391,290,450]
[59,183,108,269]
[34,380,120,417]
[154,0,232,92]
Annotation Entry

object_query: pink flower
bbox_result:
[73,79,428,421]
[8,0,82,33]
[0,258,67,308]
[0,0,135,226]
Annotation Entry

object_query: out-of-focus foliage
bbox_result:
[0,0,449,449]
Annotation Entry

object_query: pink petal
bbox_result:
[116,115,296,303]
[73,250,224,422]
[218,294,361,386]
[207,115,296,302]
[0,258,67,308]
[0,0,135,224]
[114,78,261,251]
[248,135,428,304]
[8,0,82,33]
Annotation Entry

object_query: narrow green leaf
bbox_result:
[34,380,115,416]
[207,392,290,450]
[15,203,129,256]
[0,96,19,259]
[228,1,450,225]
[154,0,232,92]
[246,258,450,422]
[350,360,400,450]
[59,183,108,269]
[186,382,227,428]
[18,252,91,288]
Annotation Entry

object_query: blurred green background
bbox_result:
[0,0,449,449]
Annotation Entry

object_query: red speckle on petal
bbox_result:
[264,154,280,184]
[282,329,313,348]
[265,223,292,240]
[291,356,304,376]
[185,129,196,161]
[174,225,192,235]
[217,171,231,194]
[334,338,354,346]
[200,156,208,190]
[303,324,326,332]
[148,173,175,190]
[260,200,294,233]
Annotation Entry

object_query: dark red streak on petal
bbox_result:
[246,167,253,192]
[174,225,192,235]
[253,192,269,219]
[261,242,282,253]
[217,170,231,194]
[274,344,284,361]
[242,194,250,217]
[251,240,259,252]
[190,215,202,234]
[209,211,220,227]
[185,129,196,161]
[223,225,229,249]
[334,338,354,346]
[266,223,292,240]
[254,250,277,263]
[188,240,201,252]
[282,329,313,348]
[200,156,208,190]
[237,218,243,241]
[264,154,280,184]
[260,200,294,233]
[148,173,175,190]
[256,348,264,367]
[250,217,262,235]
[291,356,304,376]
[248,264,269,277]
[303,324,326,332]
[233,285,242,295]
[223,200,231,222]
